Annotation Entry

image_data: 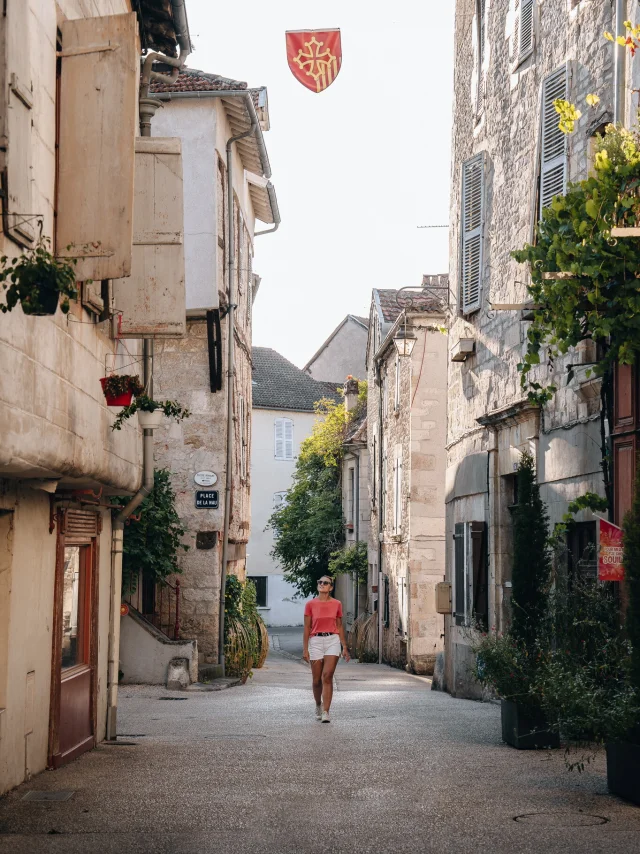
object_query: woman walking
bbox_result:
[302,575,350,722]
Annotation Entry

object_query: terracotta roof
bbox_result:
[150,68,247,94]
[376,278,449,323]
[252,348,340,412]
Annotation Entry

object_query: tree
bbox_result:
[115,468,188,593]
[269,387,366,597]
[511,451,551,646]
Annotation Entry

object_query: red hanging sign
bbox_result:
[598,518,624,581]
[285,29,342,93]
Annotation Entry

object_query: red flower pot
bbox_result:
[100,377,134,407]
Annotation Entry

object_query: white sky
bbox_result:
[187,1,455,368]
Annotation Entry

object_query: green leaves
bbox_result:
[110,395,191,431]
[0,235,78,315]
[328,541,368,583]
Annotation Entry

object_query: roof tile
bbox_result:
[252,348,339,411]
[150,67,247,94]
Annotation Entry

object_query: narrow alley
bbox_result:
[0,642,638,854]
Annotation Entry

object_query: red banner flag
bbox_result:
[598,518,624,581]
[285,29,342,93]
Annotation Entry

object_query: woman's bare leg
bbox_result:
[311,659,324,706]
[321,655,339,712]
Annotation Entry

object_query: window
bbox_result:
[393,445,403,534]
[512,0,534,68]
[381,436,388,526]
[248,576,267,608]
[454,521,488,627]
[539,65,569,217]
[394,356,401,411]
[372,423,378,508]
[382,372,388,418]
[273,491,288,509]
[566,521,597,581]
[383,574,390,628]
[347,467,355,526]
[460,153,486,314]
[397,575,408,637]
[274,417,293,460]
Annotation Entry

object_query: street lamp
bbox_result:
[393,319,417,357]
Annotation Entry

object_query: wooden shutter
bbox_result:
[112,138,186,337]
[284,418,293,460]
[471,521,488,628]
[540,65,568,216]
[454,523,465,626]
[461,153,485,314]
[0,0,35,247]
[274,418,284,459]
[56,13,137,280]
[513,0,534,66]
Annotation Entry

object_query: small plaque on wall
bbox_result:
[195,490,219,509]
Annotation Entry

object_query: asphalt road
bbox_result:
[1,648,639,853]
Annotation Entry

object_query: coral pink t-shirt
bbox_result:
[304,598,343,635]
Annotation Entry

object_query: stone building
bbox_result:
[303,314,369,383]
[143,70,279,670]
[248,348,338,625]
[0,1,192,792]
[444,0,615,696]
[366,282,448,674]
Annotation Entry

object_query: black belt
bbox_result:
[313,632,336,637]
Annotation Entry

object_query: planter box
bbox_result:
[501,700,560,750]
[100,378,134,407]
[606,741,640,805]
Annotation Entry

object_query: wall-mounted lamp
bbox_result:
[393,319,417,357]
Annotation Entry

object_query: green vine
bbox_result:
[512,124,640,406]
[328,540,368,584]
[111,394,191,431]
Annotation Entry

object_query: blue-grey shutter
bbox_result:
[540,65,569,216]
[454,523,466,627]
[514,0,534,66]
[461,153,485,314]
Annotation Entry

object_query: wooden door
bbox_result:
[49,511,99,768]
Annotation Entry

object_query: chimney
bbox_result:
[344,376,359,414]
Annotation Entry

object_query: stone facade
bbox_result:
[150,89,275,665]
[444,0,615,696]
[366,289,448,674]
[303,315,370,383]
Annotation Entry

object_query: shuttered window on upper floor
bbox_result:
[0,0,35,247]
[460,153,486,315]
[475,0,487,111]
[539,65,569,218]
[274,417,293,460]
[56,13,138,281]
[513,0,534,68]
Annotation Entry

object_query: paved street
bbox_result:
[1,644,639,854]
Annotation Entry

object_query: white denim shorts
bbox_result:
[308,633,341,660]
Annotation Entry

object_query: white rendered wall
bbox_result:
[248,407,317,625]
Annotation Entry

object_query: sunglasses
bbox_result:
[317,580,332,586]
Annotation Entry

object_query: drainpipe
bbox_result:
[353,451,360,625]
[218,112,258,678]
[614,0,627,125]
[106,344,155,740]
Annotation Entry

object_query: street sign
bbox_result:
[195,490,219,509]
[194,470,218,487]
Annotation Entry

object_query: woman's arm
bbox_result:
[302,614,311,662]
[337,616,350,662]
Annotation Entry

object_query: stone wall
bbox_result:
[444,0,614,696]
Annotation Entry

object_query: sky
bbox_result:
[187,1,455,368]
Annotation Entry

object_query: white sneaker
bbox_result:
[321,710,330,723]
[315,704,322,719]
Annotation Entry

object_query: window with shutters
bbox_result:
[460,153,486,314]
[381,436,388,527]
[393,446,403,535]
[274,417,293,460]
[347,467,355,525]
[0,0,35,247]
[273,491,288,509]
[372,423,378,508]
[539,65,569,218]
[474,0,487,114]
[397,576,408,636]
[512,0,535,70]
[454,521,488,627]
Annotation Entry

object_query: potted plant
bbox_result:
[100,374,144,407]
[474,452,559,749]
[0,235,78,316]
[111,395,190,432]
[607,462,640,804]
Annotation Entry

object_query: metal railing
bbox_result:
[123,573,181,640]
